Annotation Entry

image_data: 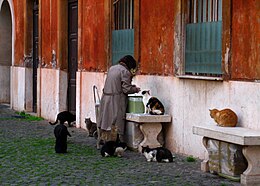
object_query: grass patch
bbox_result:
[1,138,124,174]
[15,111,44,121]
[186,155,196,162]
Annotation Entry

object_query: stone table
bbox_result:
[125,113,171,152]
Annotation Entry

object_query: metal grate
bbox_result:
[113,0,134,30]
[112,0,134,65]
[185,0,222,76]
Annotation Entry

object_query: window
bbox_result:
[112,0,134,65]
[185,0,223,77]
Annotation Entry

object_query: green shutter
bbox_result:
[112,29,134,65]
[185,21,222,75]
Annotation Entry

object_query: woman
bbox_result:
[97,55,140,146]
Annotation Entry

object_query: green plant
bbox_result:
[186,156,196,162]
[16,111,44,121]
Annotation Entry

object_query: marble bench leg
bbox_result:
[241,146,260,186]
[201,137,210,172]
[138,122,162,151]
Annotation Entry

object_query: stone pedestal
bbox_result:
[193,125,260,185]
[125,113,171,152]
[125,121,144,151]
[203,137,247,181]
[241,146,260,186]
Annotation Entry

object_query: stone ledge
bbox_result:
[193,125,260,146]
[126,113,171,123]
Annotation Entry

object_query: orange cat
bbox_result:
[209,108,238,127]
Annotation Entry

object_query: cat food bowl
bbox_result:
[127,94,144,113]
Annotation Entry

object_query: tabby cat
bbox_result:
[49,111,76,127]
[85,118,98,139]
[142,90,165,115]
[141,146,174,163]
[209,108,238,127]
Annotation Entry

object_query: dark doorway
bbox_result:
[33,0,39,112]
[0,0,12,103]
[68,0,78,113]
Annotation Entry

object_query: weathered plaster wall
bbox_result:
[10,67,33,111]
[40,0,58,68]
[10,67,25,111]
[9,0,260,160]
[58,0,68,70]
[38,69,67,121]
[139,0,174,75]
[25,68,33,111]
[0,66,10,103]
[78,74,260,158]
[13,0,24,66]
[80,0,107,71]
[76,71,105,128]
[231,0,260,80]
[137,76,260,158]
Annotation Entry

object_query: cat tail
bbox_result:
[49,119,58,125]
[67,130,72,137]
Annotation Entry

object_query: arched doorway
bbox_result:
[0,0,12,103]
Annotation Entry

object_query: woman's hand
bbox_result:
[136,87,141,93]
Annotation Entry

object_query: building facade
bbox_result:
[0,0,259,159]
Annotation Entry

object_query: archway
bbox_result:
[0,0,12,103]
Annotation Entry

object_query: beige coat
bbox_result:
[97,64,139,135]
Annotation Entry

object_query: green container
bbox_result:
[127,96,144,113]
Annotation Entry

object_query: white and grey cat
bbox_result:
[142,90,165,115]
[141,146,174,163]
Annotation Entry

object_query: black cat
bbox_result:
[49,111,76,127]
[141,146,173,163]
[54,124,71,153]
[101,135,127,157]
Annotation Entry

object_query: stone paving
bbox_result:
[0,104,241,186]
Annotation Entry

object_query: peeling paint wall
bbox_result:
[39,69,67,121]
[0,66,10,102]
[41,0,59,68]
[13,0,24,66]
[231,0,260,80]
[9,0,260,159]
[140,0,175,75]
[77,73,260,158]
[76,71,105,128]
[80,0,107,72]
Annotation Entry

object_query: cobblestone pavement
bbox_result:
[0,104,240,186]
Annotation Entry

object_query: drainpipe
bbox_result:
[37,1,42,117]
[37,62,41,117]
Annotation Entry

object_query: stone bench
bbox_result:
[125,113,171,152]
[193,125,260,186]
